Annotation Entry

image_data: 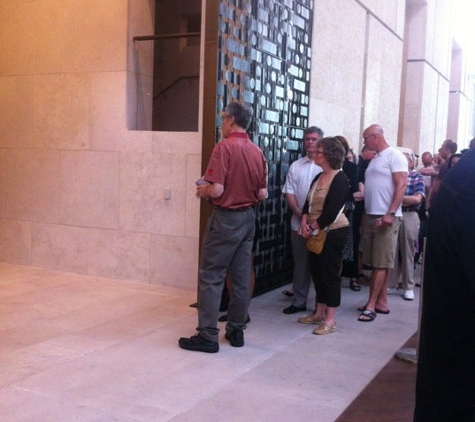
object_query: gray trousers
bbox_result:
[197,208,255,342]
[290,230,314,308]
[389,211,420,290]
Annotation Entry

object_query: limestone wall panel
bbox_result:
[310,0,366,145]
[364,16,404,141]
[425,0,452,79]
[33,73,90,150]
[0,220,31,266]
[87,229,151,283]
[150,234,199,290]
[0,76,34,149]
[119,151,188,237]
[60,151,120,229]
[5,150,61,224]
[358,0,406,37]
[31,223,89,274]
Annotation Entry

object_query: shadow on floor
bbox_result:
[336,332,418,422]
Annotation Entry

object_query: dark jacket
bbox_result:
[302,171,350,228]
[343,158,358,199]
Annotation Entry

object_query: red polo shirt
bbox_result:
[204,132,267,209]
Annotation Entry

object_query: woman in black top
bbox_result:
[298,137,349,335]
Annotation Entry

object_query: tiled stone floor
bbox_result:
[0,263,421,421]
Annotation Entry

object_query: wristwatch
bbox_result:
[389,211,396,218]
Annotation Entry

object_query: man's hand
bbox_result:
[379,213,396,227]
[196,182,224,200]
[196,184,210,199]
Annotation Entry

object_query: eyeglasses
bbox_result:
[363,134,375,141]
[304,137,319,142]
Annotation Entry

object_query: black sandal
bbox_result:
[350,279,361,291]
[358,309,377,322]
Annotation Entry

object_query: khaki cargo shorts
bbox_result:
[362,215,401,269]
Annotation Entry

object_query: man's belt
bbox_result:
[402,206,417,212]
[214,205,255,212]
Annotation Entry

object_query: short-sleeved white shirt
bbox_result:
[282,156,322,231]
[364,147,407,217]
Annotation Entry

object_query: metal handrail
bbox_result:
[154,75,198,99]
[133,32,201,42]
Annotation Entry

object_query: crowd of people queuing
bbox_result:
[179,101,474,419]
[180,102,474,349]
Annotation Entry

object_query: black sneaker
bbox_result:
[282,305,306,314]
[225,330,244,347]
[218,314,251,323]
[178,334,219,353]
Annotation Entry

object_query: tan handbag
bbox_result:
[306,229,327,254]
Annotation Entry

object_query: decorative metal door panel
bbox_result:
[216,0,314,294]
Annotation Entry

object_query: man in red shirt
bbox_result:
[179,102,268,353]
